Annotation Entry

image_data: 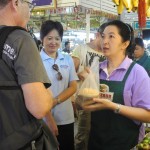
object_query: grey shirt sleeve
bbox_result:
[2,29,51,88]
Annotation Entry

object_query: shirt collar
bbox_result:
[100,56,132,71]
[40,49,64,61]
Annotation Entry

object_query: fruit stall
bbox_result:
[134,128,150,150]
[112,0,150,28]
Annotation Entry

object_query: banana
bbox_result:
[146,0,150,17]
[132,0,138,8]
[146,0,150,11]
[147,7,150,17]
[131,0,138,12]
[147,0,150,7]
[117,0,125,14]
[127,0,133,13]
[112,0,120,6]
[122,0,131,10]
[132,7,137,12]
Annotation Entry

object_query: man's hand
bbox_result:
[78,67,90,81]
[44,112,59,136]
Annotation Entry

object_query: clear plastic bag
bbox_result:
[76,70,99,107]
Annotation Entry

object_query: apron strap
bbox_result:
[122,62,136,83]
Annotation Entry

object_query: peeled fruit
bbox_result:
[78,88,99,98]
[77,88,99,107]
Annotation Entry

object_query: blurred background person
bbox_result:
[62,41,71,54]
[72,23,107,150]
[134,37,150,76]
[40,20,78,150]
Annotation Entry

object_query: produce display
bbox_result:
[112,0,150,28]
[136,129,150,150]
[137,137,150,150]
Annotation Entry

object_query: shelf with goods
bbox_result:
[30,0,118,31]
[29,0,117,44]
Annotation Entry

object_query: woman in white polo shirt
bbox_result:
[40,20,78,150]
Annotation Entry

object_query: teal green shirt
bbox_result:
[135,51,150,77]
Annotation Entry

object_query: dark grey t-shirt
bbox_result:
[1,26,51,88]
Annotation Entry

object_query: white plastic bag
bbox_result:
[76,70,99,106]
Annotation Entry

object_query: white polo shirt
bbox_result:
[40,50,78,125]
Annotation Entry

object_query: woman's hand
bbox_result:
[82,98,113,111]
[82,98,150,123]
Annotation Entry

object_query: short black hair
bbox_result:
[40,20,63,41]
[97,22,108,34]
[0,0,11,7]
[135,37,144,48]
[65,41,70,46]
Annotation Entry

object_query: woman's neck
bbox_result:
[107,55,126,74]
[44,50,57,59]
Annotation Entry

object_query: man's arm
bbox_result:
[72,56,80,72]
[44,112,58,136]
[22,82,53,119]
[72,56,89,81]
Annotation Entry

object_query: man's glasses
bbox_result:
[52,64,63,80]
[23,1,36,12]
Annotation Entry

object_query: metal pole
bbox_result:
[86,9,90,43]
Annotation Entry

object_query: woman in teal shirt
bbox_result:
[134,37,150,76]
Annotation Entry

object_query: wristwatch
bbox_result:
[114,104,121,114]
[55,97,61,104]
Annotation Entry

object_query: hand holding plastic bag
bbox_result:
[76,70,99,107]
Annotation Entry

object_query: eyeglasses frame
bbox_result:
[22,0,36,12]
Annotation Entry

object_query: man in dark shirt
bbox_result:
[0,0,56,149]
[63,41,71,53]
